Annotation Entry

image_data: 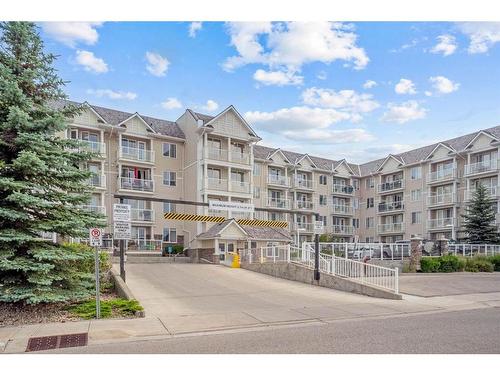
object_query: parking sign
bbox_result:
[89,228,102,247]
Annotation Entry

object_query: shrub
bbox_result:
[465,257,494,272]
[68,298,144,319]
[420,257,440,273]
[489,254,500,272]
[438,255,465,272]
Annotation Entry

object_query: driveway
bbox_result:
[399,273,500,297]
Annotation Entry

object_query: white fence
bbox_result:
[304,242,411,261]
[447,244,500,257]
[240,245,291,264]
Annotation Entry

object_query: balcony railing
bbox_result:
[75,140,106,156]
[231,211,252,220]
[231,180,251,193]
[427,193,455,206]
[428,217,455,229]
[294,222,315,232]
[377,201,404,213]
[208,209,227,218]
[293,177,314,190]
[331,225,355,235]
[127,239,163,252]
[266,198,290,209]
[332,184,354,195]
[377,222,405,234]
[427,167,456,183]
[294,200,314,210]
[207,178,227,191]
[88,173,106,188]
[130,208,154,222]
[79,205,106,215]
[230,149,250,164]
[119,146,154,163]
[207,148,228,162]
[465,186,499,201]
[377,180,404,193]
[119,177,154,192]
[464,159,498,176]
[267,175,290,187]
[331,205,354,215]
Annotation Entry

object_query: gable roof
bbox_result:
[376,154,405,172]
[295,154,318,168]
[196,219,292,242]
[334,159,356,175]
[423,142,457,160]
[202,105,261,140]
[464,130,499,149]
[196,219,247,240]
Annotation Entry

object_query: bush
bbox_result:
[465,257,494,272]
[489,255,500,272]
[421,257,441,272]
[438,255,465,272]
[68,298,144,319]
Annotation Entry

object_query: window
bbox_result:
[365,177,375,189]
[163,202,176,213]
[353,179,359,190]
[366,197,374,208]
[411,166,422,180]
[162,143,177,158]
[353,198,359,210]
[163,171,176,186]
[319,194,327,206]
[253,163,261,176]
[320,216,327,226]
[411,189,421,202]
[253,186,260,198]
[163,227,177,243]
[353,218,359,228]
[365,237,374,243]
[411,212,422,224]
[319,175,327,185]
[365,217,374,228]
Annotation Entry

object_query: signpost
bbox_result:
[313,220,324,281]
[89,228,102,319]
[113,203,131,282]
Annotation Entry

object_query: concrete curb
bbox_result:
[111,270,145,317]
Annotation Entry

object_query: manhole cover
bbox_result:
[26,333,88,352]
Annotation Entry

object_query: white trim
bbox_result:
[424,143,457,161]
[118,112,157,134]
[464,130,499,149]
[204,106,261,141]
[294,154,318,169]
[376,154,404,172]
[267,148,292,164]
[333,159,356,175]
[82,101,108,124]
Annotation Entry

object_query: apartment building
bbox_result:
[56,99,500,256]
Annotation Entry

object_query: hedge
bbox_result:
[420,255,496,273]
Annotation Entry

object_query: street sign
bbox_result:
[313,221,325,235]
[209,200,254,213]
[113,221,131,240]
[89,227,102,247]
[113,204,131,222]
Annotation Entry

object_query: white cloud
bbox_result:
[161,97,183,110]
[86,89,137,100]
[430,34,457,56]
[223,22,369,82]
[253,69,303,86]
[458,22,500,54]
[145,52,169,77]
[201,100,219,112]
[429,76,460,94]
[381,101,427,124]
[363,80,377,89]
[394,78,417,95]
[189,22,203,38]
[316,71,327,80]
[301,87,379,120]
[244,106,374,144]
[41,22,102,48]
[75,50,108,74]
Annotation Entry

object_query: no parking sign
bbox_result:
[89,227,102,247]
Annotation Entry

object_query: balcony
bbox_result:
[464,159,498,176]
[88,173,106,189]
[293,222,315,232]
[74,140,106,157]
[427,167,457,184]
[230,149,250,165]
[130,208,154,222]
[377,222,405,234]
[332,184,354,195]
[377,201,404,214]
[331,225,355,236]
[267,175,290,187]
[119,177,154,192]
[119,146,154,163]
[207,148,228,162]
[465,186,499,201]
[231,180,251,194]
[266,198,290,209]
[79,205,106,215]
[331,205,354,216]
[231,211,252,220]
[293,177,314,190]
[293,200,314,211]
[428,217,456,230]
[207,178,228,191]
[377,180,404,193]
[427,193,456,206]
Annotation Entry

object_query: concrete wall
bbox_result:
[241,262,402,300]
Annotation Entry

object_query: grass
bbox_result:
[68,298,144,319]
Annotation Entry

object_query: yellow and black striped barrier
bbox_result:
[163,212,288,228]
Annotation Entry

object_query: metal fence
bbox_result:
[447,244,500,257]
[303,242,411,261]
[240,245,291,264]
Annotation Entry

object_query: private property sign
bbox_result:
[113,204,131,222]
[113,204,131,240]
[209,200,254,213]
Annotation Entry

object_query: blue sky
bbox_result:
[39,21,500,163]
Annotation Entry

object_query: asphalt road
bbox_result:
[54,307,500,354]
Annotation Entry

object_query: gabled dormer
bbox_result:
[376,154,405,173]
[424,142,456,162]
[464,131,499,152]
[295,154,317,170]
[267,149,292,165]
[333,159,356,177]
[119,113,156,136]
[202,106,261,142]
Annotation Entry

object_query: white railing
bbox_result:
[293,177,314,190]
[306,242,411,261]
[230,150,250,164]
[448,243,500,257]
[127,239,163,252]
[231,180,250,193]
[79,205,106,215]
[231,211,252,220]
[465,186,498,201]
[76,140,106,156]
[427,193,455,206]
[331,225,355,235]
[207,178,227,191]
[428,217,455,229]
[208,209,227,218]
[332,184,354,195]
[119,146,154,163]
[88,174,106,188]
[377,222,405,234]
[331,205,353,215]
[377,180,404,193]
[294,200,314,210]
[267,175,290,187]
[240,245,291,264]
[427,167,456,183]
[130,208,154,222]
[207,148,228,161]
[294,222,315,231]
[119,177,154,192]
[464,159,498,176]
[377,201,404,213]
[266,198,290,209]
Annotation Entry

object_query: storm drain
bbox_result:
[26,333,88,352]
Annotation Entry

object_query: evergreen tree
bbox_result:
[460,183,499,244]
[0,22,105,304]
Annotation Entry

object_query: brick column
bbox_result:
[409,236,423,272]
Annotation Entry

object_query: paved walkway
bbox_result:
[2,264,500,353]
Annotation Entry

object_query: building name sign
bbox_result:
[209,200,255,213]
